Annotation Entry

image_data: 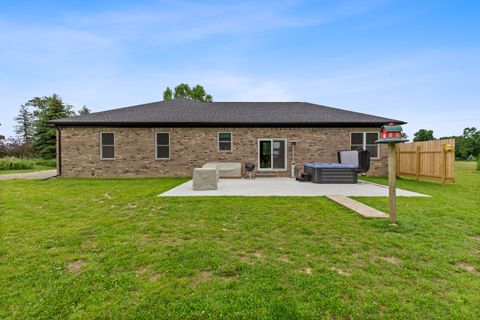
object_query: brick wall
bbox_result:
[58,127,388,177]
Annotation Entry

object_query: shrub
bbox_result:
[32,158,56,167]
[0,157,56,170]
[0,157,34,170]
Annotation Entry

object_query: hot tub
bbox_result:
[303,163,359,184]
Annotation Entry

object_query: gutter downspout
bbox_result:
[56,127,62,176]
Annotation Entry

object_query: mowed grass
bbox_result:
[0,163,479,319]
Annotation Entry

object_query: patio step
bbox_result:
[254,172,278,178]
[326,195,388,219]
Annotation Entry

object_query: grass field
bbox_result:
[0,162,478,319]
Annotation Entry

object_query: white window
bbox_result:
[218,132,232,151]
[100,132,115,160]
[350,132,380,159]
[156,132,170,159]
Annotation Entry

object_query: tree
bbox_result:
[78,105,91,115]
[459,127,480,159]
[0,123,4,141]
[14,104,34,143]
[173,83,192,99]
[28,94,75,159]
[413,129,434,142]
[163,87,173,101]
[454,135,468,160]
[163,83,213,102]
[190,84,213,102]
[0,136,33,157]
[440,127,480,160]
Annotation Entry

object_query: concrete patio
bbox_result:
[159,178,428,197]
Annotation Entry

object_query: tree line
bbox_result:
[413,128,480,160]
[0,94,90,159]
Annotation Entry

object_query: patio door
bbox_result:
[258,139,286,170]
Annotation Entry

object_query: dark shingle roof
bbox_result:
[49,98,405,127]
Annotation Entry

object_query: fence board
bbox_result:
[396,139,455,183]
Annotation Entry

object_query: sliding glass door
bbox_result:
[258,139,286,170]
[259,140,272,169]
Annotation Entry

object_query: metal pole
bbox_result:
[291,142,296,178]
[388,142,397,224]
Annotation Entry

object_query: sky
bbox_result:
[0,0,479,138]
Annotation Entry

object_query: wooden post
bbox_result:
[388,142,397,224]
[415,146,421,180]
[441,144,446,185]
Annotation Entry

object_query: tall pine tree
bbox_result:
[163,87,173,101]
[28,94,75,159]
[14,104,34,143]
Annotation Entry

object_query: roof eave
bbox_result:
[48,120,407,128]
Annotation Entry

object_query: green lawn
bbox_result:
[0,163,478,319]
[0,165,54,175]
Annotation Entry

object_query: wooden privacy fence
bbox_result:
[395,138,455,184]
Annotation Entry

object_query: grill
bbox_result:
[245,162,256,179]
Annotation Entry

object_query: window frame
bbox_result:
[100,132,115,160]
[217,132,233,152]
[350,132,380,160]
[155,132,171,160]
[257,138,288,171]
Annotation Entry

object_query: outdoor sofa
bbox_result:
[202,162,242,178]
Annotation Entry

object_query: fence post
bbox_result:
[441,144,446,185]
[415,146,421,180]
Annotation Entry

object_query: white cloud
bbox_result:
[55,0,391,43]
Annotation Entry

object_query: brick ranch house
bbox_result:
[48,98,405,178]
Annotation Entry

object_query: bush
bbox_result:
[32,158,56,167]
[0,157,56,170]
[0,157,34,170]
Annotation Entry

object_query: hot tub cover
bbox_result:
[304,163,357,169]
